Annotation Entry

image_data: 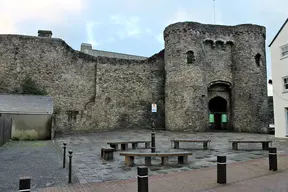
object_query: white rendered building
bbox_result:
[269,18,288,138]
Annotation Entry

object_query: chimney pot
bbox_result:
[38,30,52,38]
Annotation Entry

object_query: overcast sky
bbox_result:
[0,0,286,95]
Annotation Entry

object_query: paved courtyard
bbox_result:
[0,140,75,192]
[54,129,288,184]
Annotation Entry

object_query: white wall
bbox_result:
[2,114,52,140]
[270,21,288,138]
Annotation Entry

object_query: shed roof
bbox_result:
[269,18,288,47]
[0,94,53,114]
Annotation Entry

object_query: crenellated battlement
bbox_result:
[203,39,234,50]
[164,21,266,42]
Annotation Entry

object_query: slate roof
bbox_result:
[0,94,53,114]
[269,18,288,47]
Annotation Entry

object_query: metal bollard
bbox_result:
[63,142,67,168]
[269,147,277,171]
[68,150,73,183]
[19,177,30,192]
[217,156,226,184]
[151,130,155,153]
[138,166,149,192]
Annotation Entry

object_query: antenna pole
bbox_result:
[213,0,216,24]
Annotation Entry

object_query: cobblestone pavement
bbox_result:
[0,140,76,192]
[54,129,288,184]
[40,154,288,192]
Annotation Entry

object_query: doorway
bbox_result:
[209,96,227,130]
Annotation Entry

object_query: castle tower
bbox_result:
[231,24,269,132]
[163,21,269,133]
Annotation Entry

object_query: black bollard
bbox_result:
[63,142,67,168]
[269,147,278,171]
[19,177,30,192]
[68,150,73,183]
[217,156,226,184]
[151,130,155,153]
[138,166,149,192]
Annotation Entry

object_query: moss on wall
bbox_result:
[13,76,48,95]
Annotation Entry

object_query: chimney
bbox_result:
[80,43,92,53]
[81,43,92,50]
[38,30,52,38]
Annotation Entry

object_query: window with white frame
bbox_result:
[281,44,288,58]
[284,77,288,90]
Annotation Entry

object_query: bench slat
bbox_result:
[107,141,151,144]
[229,140,272,143]
[171,139,211,142]
[120,153,158,156]
[119,152,192,157]
[101,146,114,150]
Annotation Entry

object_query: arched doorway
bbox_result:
[208,96,228,130]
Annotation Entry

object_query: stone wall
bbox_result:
[81,43,148,60]
[86,52,164,131]
[268,96,274,124]
[0,33,165,133]
[55,52,165,132]
[0,21,270,134]
[0,35,97,133]
[232,24,268,133]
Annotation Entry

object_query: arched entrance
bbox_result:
[208,96,228,130]
[207,81,232,131]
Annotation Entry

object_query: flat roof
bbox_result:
[0,94,53,114]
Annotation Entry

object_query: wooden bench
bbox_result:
[229,140,272,150]
[107,141,151,151]
[101,146,114,160]
[119,152,192,167]
[171,139,211,150]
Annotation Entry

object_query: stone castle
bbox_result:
[0,21,269,134]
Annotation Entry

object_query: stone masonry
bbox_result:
[164,22,269,133]
[81,43,148,60]
[0,21,270,134]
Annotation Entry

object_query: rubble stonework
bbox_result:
[164,22,269,132]
[0,21,269,133]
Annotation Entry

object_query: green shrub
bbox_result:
[17,76,48,95]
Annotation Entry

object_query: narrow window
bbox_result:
[284,77,288,91]
[186,51,195,64]
[255,53,261,66]
[281,44,288,58]
[67,111,79,122]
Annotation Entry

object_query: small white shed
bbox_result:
[0,94,53,140]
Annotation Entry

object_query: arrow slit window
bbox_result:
[186,51,195,64]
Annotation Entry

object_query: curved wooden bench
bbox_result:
[171,138,211,150]
[229,140,272,150]
[119,152,192,167]
[107,141,151,151]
